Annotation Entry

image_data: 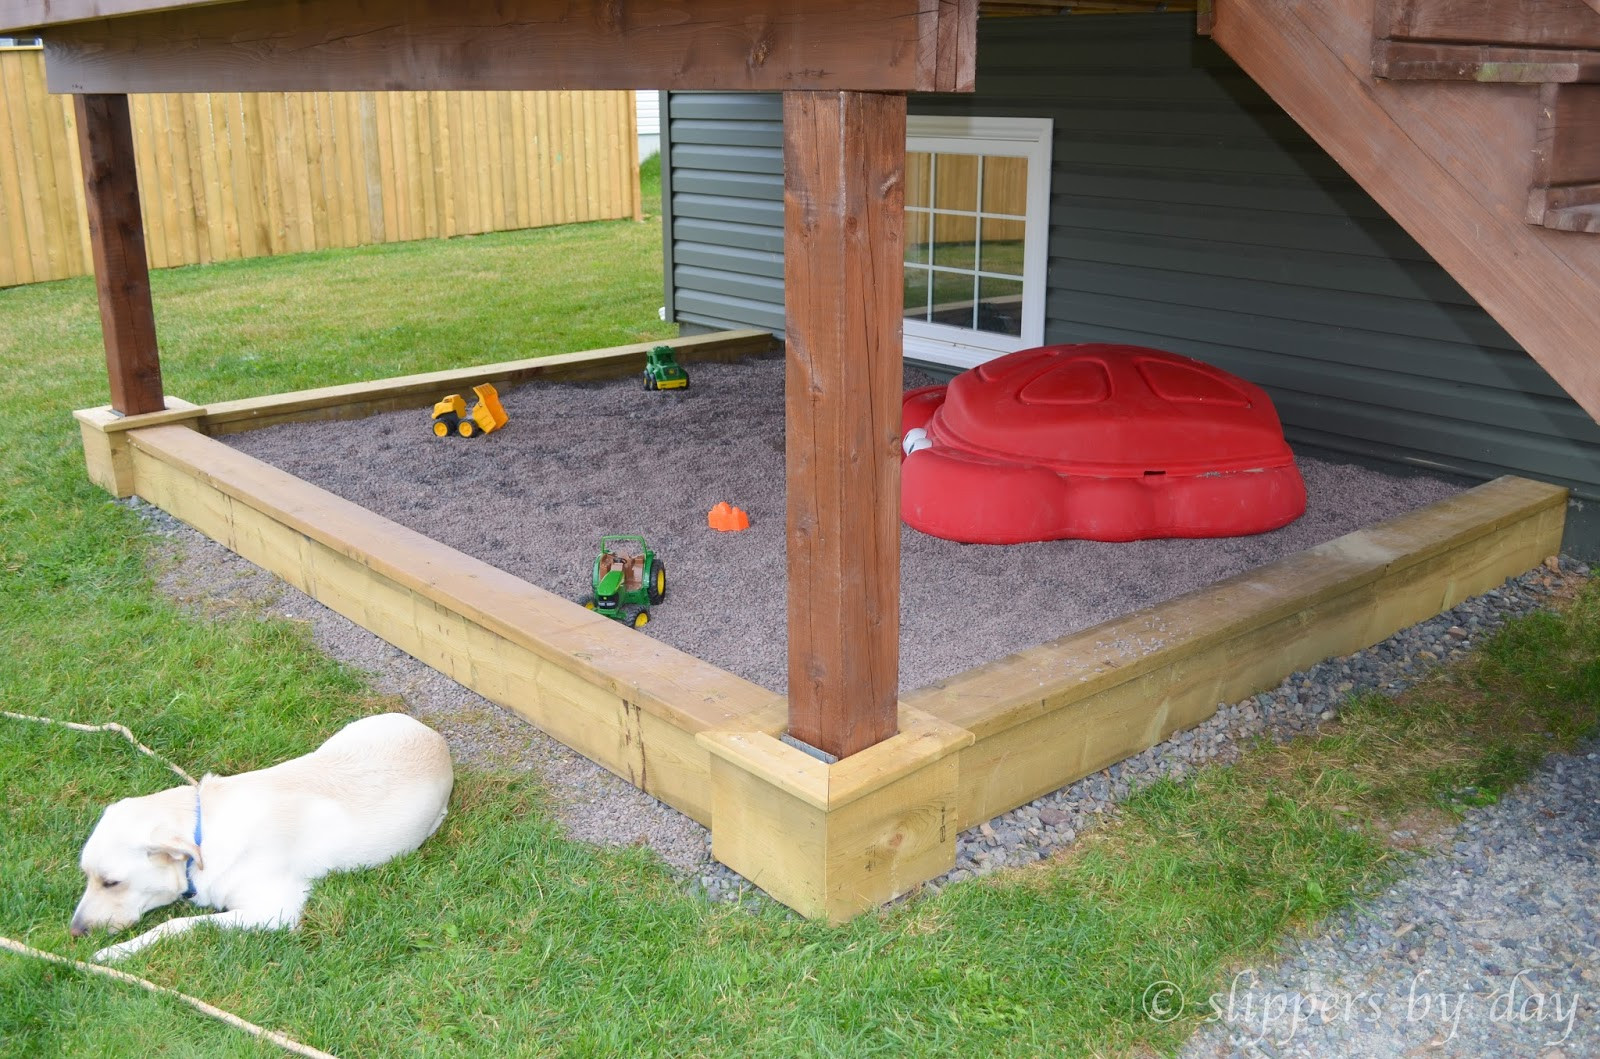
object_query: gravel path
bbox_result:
[1179,739,1600,1059]
[131,501,1597,1057]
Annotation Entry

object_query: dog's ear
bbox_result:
[147,835,203,870]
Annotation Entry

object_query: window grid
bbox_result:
[905,154,1028,331]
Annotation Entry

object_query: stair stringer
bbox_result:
[1210,0,1600,423]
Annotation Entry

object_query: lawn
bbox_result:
[2,156,1597,1058]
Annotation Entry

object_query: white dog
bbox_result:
[71,712,453,962]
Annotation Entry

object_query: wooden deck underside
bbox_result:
[76,334,1570,918]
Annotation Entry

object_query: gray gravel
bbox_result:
[1180,737,1600,1059]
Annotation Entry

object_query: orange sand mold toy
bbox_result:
[708,502,750,532]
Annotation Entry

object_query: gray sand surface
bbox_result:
[225,354,1463,694]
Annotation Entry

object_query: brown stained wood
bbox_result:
[1529,84,1600,225]
[1541,199,1600,230]
[0,0,1172,29]
[1533,84,1600,185]
[0,0,236,29]
[783,91,906,761]
[37,0,977,95]
[1213,0,1600,422]
[1373,40,1600,82]
[1382,0,1600,50]
[920,0,979,94]
[74,94,164,416]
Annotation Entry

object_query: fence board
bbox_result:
[0,47,640,287]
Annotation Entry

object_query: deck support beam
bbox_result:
[782,90,907,760]
[74,93,163,416]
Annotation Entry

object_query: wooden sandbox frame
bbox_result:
[76,330,1569,922]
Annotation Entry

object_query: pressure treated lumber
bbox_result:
[197,330,776,434]
[905,475,1568,829]
[74,397,201,496]
[1212,0,1600,422]
[74,94,163,416]
[22,0,979,95]
[702,707,971,924]
[782,90,907,760]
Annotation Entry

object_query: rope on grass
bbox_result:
[0,936,340,1059]
[1,711,198,785]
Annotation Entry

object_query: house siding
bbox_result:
[661,14,1600,555]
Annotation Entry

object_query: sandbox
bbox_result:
[75,330,1569,921]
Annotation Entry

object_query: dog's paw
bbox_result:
[91,940,141,963]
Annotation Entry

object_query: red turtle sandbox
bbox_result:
[900,343,1307,543]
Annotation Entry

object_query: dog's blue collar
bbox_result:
[181,784,202,900]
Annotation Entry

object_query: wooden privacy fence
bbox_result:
[0,47,640,288]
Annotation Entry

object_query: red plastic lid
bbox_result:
[930,343,1293,478]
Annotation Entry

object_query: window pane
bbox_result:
[933,153,978,213]
[932,212,977,270]
[976,277,1024,337]
[903,266,931,321]
[930,272,978,329]
[981,155,1028,215]
[979,216,1026,278]
[906,152,933,209]
[905,209,932,265]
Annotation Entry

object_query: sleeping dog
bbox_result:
[71,712,453,962]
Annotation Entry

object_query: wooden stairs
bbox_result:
[1202,0,1600,422]
[1372,0,1600,234]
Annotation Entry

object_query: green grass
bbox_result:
[2,163,1598,1057]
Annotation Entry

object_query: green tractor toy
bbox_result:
[579,535,667,628]
[643,345,689,391]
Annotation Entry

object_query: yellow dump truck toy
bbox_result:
[431,383,508,438]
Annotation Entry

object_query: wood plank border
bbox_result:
[76,335,1568,921]
[198,330,776,433]
[905,475,1568,829]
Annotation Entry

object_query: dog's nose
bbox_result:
[70,919,87,938]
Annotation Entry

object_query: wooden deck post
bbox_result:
[74,93,164,416]
[783,90,906,760]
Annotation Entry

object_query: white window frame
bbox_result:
[902,115,1053,370]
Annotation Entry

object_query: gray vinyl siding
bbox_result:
[661,14,1600,555]
[663,92,785,335]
